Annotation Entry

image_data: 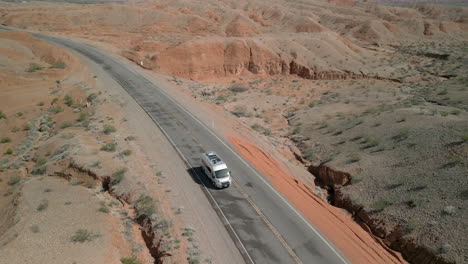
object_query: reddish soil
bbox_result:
[228,136,406,264]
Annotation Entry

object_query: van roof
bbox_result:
[204,151,225,166]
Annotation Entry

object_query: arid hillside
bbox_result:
[0,0,467,263]
[0,31,210,264]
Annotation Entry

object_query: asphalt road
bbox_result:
[1,26,350,264]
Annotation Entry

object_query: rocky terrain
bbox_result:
[0,0,467,263]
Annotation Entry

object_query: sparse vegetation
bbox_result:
[392,128,409,142]
[78,112,87,122]
[36,199,49,211]
[71,229,98,243]
[60,122,73,129]
[37,101,44,106]
[111,168,127,185]
[26,63,42,72]
[0,111,6,119]
[22,124,31,131]
[134,194,155,218]
[351,172,364,184]
[401,220,418,234]
[439,244,452,254]
[121,149,132,156]
[103,124,116,135]
[120,256,141,264]
[48,105,64,114]
[4,148,13,155]
[0,137,11,143]
[228,85,248,93]
[461,134,468,143]
[98,202,110,213]
[50,60,66,69]
[124,136,135,141]
[32,166,47,175]
[7,176,21,185]
[373,199,393,212]
[289,127,301,135]
[64,95,73,107]
[231,105,251,117]
[87,93,98,102]
[100,142,117,152]
[442,206,456,216]
[30,225,40,233]
[347,153,360,163]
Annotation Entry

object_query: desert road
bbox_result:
[0,26,349,264]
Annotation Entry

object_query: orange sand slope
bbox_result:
[229,136,406,264]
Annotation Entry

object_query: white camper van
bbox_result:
[200,151,232,188]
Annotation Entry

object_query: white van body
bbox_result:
[200,151,232,188]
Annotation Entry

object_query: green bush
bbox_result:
[77,112,87,122]
[103,125,116,135]
[4,148,13,155]
[7,176,21,185]
[461,134,468,142]
[37,199,49,212]
[0,111,6,119]
[32,166,47,175]
[373,199,393,212]
[64,95,73,107]
[37,102,44,106]
[351,172,364,184]
[50,60,66,69]
[16,112,23,117]
[251,124,262,131]
[30,225,40,233]
[437,89,448,95]
[98,203,110,214]
[392,128,409,142]
[124,136,135,141]
[121,256,141,264]
[134,194,155,218]
[70,229,97,243]
[348,153,360,163]
[37,158,48,166]
[26,63,42,72]
[87,93,98,102]
[216,95,227,102]
[111,168,127,185]
[231,106,251,118]
[100,142,117,152]
[289,127,301,135]
[228,85,248,93]
[0,137,11,143]
[22,124,31,131]
[48,105,64,114]
[60,122,73,129]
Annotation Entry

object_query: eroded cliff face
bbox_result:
[122,33,380,81]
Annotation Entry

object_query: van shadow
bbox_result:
[186,166,219,190]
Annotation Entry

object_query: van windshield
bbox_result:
[214,169,229,179]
